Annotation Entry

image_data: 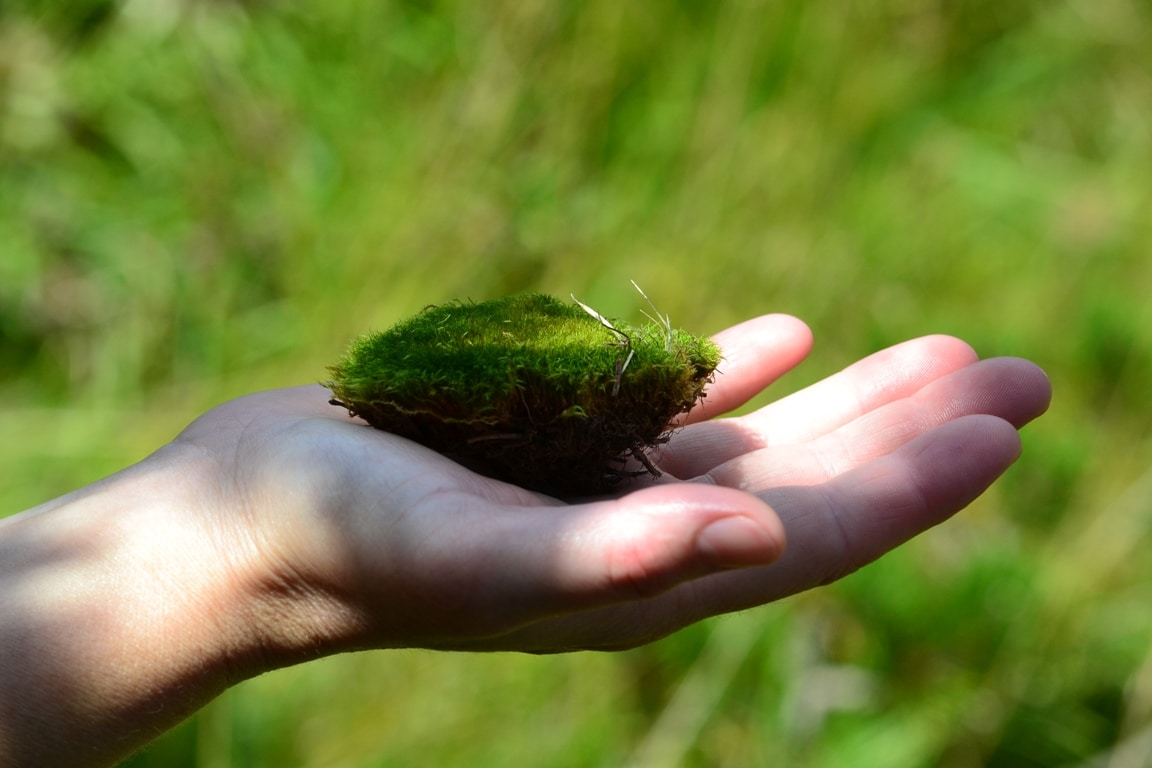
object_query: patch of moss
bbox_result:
[324,293,721,496]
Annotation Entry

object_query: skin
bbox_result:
[0,314,1051,766]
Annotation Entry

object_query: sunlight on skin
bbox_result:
[0,314,1051,765]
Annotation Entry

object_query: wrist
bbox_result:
[0,445,283,766]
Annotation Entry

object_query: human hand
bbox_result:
[168,314,1050,663]
[0,314,1051,766]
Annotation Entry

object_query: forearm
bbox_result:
[0,450,255,767]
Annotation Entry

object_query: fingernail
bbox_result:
[696,516,781,568]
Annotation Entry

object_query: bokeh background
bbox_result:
[2,1,1151,765]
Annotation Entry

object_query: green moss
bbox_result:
[325,293,721,496]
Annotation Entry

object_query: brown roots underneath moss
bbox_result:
[324,294,720,497]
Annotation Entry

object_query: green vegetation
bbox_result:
[326,293,720,495]
[2,1,1151,765]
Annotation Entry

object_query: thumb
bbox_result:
[507,484,786,616]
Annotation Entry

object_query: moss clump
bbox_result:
[324,293,721,496]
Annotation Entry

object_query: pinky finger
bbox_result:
[683,314,813,425]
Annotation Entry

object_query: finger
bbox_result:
[747,413,1024,599]
[418,484,786,643]
[680,314,813,425]
[667,356,1050,485]
[738,334,983,442]
[518,484,784,607]
[659,335,983,478]
[494,413,1023,651]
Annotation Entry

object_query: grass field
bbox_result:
[3,1,1152,765]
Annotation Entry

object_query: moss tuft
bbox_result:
[324,293,721,496]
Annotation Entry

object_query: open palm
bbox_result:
[172,314,1050,660]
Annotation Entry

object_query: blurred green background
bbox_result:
[2,1,1151,765]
